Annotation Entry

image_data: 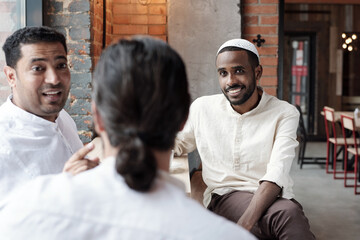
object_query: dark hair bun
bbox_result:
[116,135,157,192]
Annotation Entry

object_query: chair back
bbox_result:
[341,114,358,154]
[323,106,338,140]
[323,106,335,122]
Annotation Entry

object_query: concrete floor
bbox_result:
[291,142,360,240]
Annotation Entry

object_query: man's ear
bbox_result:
[255,65,263,84]
[92,102,105,134]
[3,66,17,88]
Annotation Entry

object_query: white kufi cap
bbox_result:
[217,39,259,62]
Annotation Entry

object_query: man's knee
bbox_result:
[279,199,304,219]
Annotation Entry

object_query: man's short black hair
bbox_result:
[2,26,67,68]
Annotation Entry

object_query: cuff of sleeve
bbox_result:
[259,170,286,191]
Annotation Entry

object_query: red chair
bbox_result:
[323,106,348,179]
[340,114,360,194]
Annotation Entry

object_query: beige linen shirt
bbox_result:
[174,91,299,207]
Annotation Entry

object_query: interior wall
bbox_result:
[168,0,241,101]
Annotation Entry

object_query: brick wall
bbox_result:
[44,0,93,143]
[242,0,279,96]
[91,0,104,66]
[0,1,17,105]
[111,0,167,42]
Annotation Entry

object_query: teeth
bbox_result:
[229,89,241,94]
[44,91,60,95]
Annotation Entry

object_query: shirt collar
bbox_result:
[6,95,60,127]
[101,156,186,192]
[224,86,269,116]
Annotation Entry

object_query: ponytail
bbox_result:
[115,129,157,192]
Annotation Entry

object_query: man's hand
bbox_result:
[237,181,281,231]
[63,142,100,175]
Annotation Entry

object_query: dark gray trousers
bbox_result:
[207,191,316,240]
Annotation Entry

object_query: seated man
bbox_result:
[174,39,315,239]
[0,37,255,240]
[0,26,98,198]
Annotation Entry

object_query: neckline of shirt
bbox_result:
[6,95,60,127]
[101,156,186,192]
[224,87,268,116]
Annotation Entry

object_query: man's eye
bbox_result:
[235,69,244,74]
[31,66,44,72]
[219,71,227,77]
[57,63,68,69]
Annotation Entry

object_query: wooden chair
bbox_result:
[323,106,347,179]
[295,105,326,169]
[340,114,360,194]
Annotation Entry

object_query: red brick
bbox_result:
[150,0,167,3]
[94,3,103,16]
[131,0,166,3]
[260,0,278,3]
[262,66,277,77]
[151,35,167,42]
[113,4,148,14]
[113,25,148,34]
[258,46,278,55]
[149,25,166,35]
[132,15,149,24]
[93,17,103,30]
[262,87,277,96]
[243,26,277,35]
[260,77,278,86]
[149,5,166,15]
[244,16,258,25]
[148,15,166,24]
[243,5,277,15]
[260,16,278,25]
[113,0,131,3]
[243,35,278,45]
[113,15,131,24]
[260,56,278,66]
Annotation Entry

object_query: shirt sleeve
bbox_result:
[259,107,299,194]
[173,102,198,156]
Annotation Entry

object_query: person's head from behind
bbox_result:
[92,36,190,192]
[2,26,70,122]
[216,39,262,106]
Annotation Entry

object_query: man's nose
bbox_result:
[226,74,237,86]
[44,67,60,85]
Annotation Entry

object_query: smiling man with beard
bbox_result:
[174,39,315,239]
[0,26,98,199]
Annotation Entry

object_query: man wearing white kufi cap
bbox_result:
[174,39,315,239]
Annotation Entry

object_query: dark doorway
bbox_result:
[284,33,316,135]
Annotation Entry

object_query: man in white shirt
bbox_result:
[0,26,98,198]
[0,36,255,240]
[175,39,315,239]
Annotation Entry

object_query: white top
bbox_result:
[174,92,299,207]
[0,157,255,240]
[0,96,83,199]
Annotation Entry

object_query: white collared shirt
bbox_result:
[0,96,83,199]
[174,91,299,207]
[0,156,255,240]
